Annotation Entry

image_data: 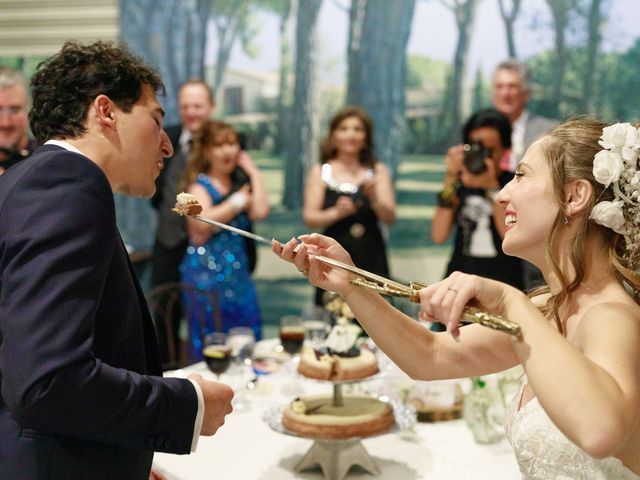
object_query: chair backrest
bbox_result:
[146,282,221,368]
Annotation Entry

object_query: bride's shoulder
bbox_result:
[579,299,640,337]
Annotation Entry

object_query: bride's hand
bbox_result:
[272,233,356,296]
[418,271,516,337]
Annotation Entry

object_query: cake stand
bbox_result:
[264,380,415,480]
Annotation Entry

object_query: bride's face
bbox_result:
[497,141,560,265]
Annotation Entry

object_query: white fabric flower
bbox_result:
[599,123,636,150]
[589,200,627,234]
[593,149,624,187]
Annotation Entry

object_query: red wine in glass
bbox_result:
[279,326,305,355]
[203,344,232,376]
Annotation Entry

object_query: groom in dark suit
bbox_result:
[0,41,233,480]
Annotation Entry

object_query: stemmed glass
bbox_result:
[302,305,331,348]
[202,332,231,380]
[227,327,256,368]
[226,327,256,411]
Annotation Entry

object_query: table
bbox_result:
[153,362,521,480]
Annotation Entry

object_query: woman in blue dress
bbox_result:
[179,120,269,360]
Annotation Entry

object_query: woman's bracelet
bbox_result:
[436,184,457,208]
[228,191,247,211]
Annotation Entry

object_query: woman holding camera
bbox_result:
[303,106,396,306]
[432,108,524,290]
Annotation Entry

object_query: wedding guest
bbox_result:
[492,59,557,171]
[180,120,269,359]
[0,41,233,480]
[303,106,395,306]
[0,66,37,174]
[432,108,523,290]
[275,118,640,479]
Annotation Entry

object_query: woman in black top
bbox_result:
[303,106,396,305]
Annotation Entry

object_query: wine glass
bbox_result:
[202,332,231,380]
[226,327,256,412]
[227,327,256,367]
[302,305,331,348]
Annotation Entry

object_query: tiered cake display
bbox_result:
[266,298,414,480]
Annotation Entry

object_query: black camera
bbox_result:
[463,143,491,174]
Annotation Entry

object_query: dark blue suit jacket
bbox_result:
[0,145,198,479]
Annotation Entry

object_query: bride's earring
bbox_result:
[563,215,569,224]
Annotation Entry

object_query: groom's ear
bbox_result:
[564,179,593,218]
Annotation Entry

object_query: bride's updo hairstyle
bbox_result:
[530,118,640,333]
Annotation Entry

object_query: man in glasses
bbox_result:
[0,66,36,175]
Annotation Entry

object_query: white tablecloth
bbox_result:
[153,362,521,480]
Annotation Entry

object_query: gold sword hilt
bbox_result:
[350,278,521,336]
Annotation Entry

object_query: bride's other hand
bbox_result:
[418,271,520,337]
[272,233,356,296]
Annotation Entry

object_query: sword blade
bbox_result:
[192,215,275,246]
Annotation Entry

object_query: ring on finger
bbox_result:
[447,287,458,293]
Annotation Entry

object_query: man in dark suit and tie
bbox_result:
[0,41,233,480]
[151,80,215,367]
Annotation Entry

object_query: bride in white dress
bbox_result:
[274,118,640,479]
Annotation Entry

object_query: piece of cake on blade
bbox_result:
[298,319,379,381]
[282,394,394,439]
[173,192,203,216]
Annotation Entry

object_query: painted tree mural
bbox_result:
[545,0,578,118]
[282,0,322,209]
[208,0,259,104]
[257,0,295,154]
[346,0,416,177]
[580,0,605,113]
[120,0,209,124]
[497,0,523,58]
[438,0,479,147]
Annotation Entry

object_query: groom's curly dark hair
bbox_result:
[29,40,164,144]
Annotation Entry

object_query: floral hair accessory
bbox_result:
[589,122,640,263]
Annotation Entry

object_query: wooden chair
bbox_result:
[146,282,221,369]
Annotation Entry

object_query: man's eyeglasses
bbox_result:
[0,106,25,117]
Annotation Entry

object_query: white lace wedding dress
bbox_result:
[505,384,640,479]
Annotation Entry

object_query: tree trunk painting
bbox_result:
[282,0,322,209]
[497,0,522,59]
[120,0,208,125]
[580,0,604,113]
[209,0,253,101]
[438,0,478,148]
[274,0,295,153]
[346,0,416,178]
[117,0,208,253]
[545,0,575,118]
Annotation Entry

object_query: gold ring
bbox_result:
[300,269,308,276]
[447,287,458,293]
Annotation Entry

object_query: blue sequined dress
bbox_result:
[179,174,262,360]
